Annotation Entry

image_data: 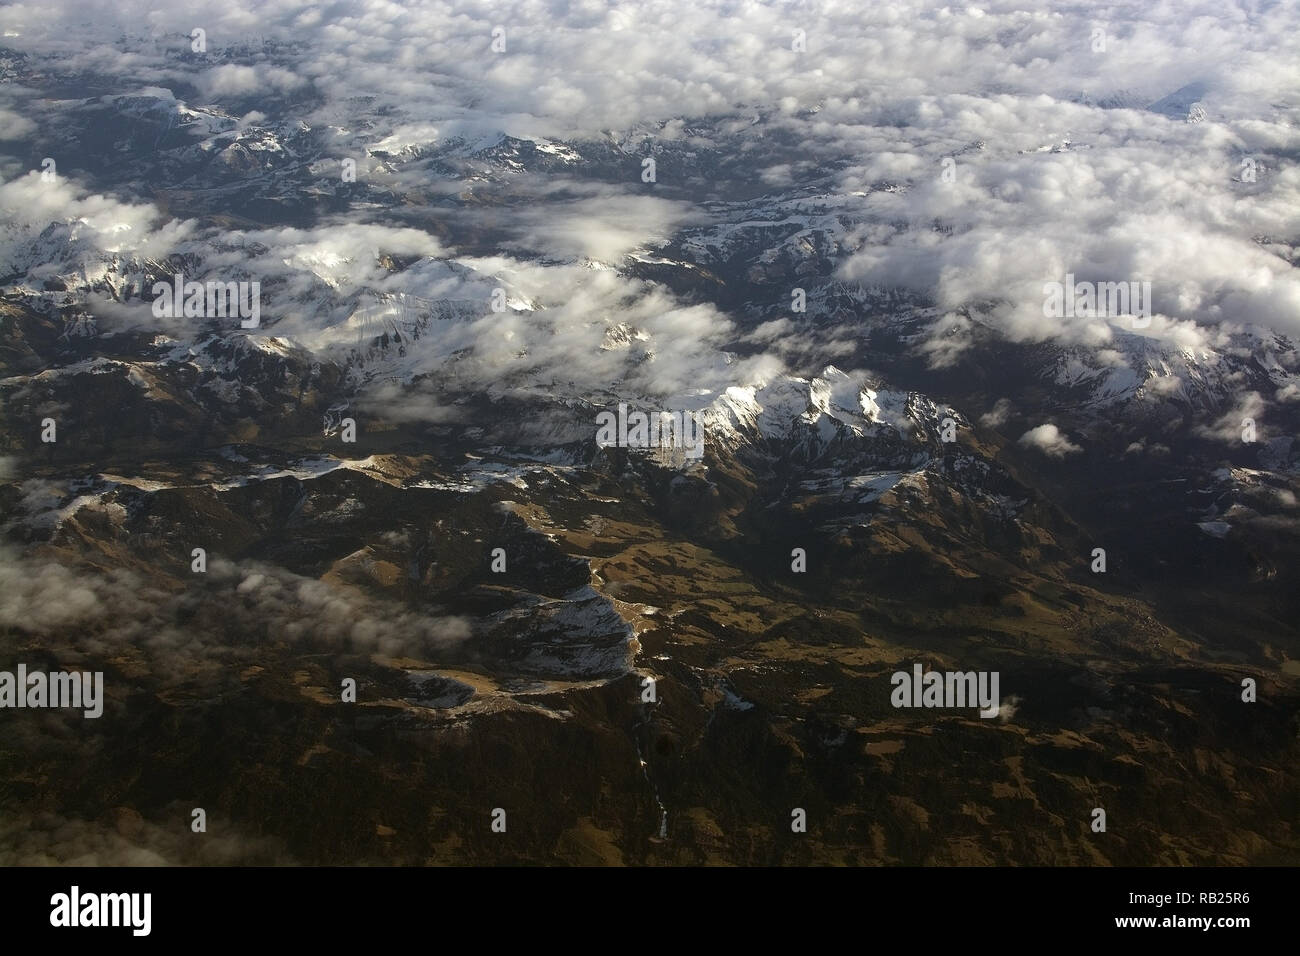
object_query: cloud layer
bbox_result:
[1,0,1297,407]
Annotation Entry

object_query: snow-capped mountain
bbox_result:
[2,3,1299,869]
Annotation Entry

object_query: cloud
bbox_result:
[979,398,1013,428]
[0,172,176,279]
[196,63,306,100]
[1018,423,1082,458]
[0,811,295,865]
[998,695,1021,723]
[0,0,1297,405]
[0,107,36,139]
[502,193,702,263]
[1195,390,1266,443]
[918,311,975,369]
[0,545,473,680]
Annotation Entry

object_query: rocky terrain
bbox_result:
[2,10,1299,865]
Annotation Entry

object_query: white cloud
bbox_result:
[979,398,1012,428]
[503,193,702,263]
[1195,390,1266,443]
[1018,423,1082,458]
[1,0,1297,397]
